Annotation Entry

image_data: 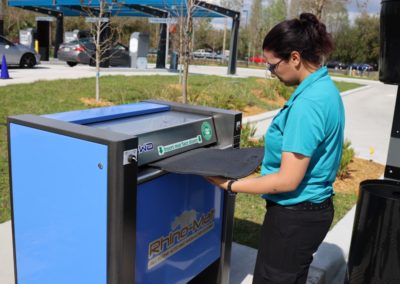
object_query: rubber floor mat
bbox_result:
[149,147,264,179]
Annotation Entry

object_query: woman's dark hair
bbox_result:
[262,13,333,65]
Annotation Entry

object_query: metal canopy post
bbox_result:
[55,15,64,58]
[156,23,167,68]
[228,16,240,76]
[194,0,240,75]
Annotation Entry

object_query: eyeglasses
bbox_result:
[266,58,284,73]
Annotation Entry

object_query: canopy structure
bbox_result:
[7,0,240,74]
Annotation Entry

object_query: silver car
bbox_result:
[0,35,41,68]
[58,38,130,67]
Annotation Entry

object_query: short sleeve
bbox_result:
[282,99,325,157]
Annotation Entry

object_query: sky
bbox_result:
[210,0,381,29]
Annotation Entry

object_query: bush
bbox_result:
[262,79,294,101]
[240,124,264,149]
[337,140,355,179]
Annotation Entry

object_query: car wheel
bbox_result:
[67,61,78,67]
[19,53,36,68]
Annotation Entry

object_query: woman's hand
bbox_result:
[205,176,230,190]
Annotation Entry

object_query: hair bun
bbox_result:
[299,13,319,26]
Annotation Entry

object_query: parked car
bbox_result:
[349,63,373,72]
[0,35,40,68]
[192,49,213,58]
[359,63,373,72]
[58,38,130,67]
[326,61,348,70]
[249,56,267,63]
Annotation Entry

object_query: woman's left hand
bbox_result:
[205,176,229,190]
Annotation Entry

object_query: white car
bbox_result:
[0,35,41,68]
[192,49,212,58]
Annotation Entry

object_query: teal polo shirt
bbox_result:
[261,67,345,205]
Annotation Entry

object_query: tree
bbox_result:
[3,7,35,39]
[83,0,120,101]
[193,18,213,50]
[330,13,379,67]
[323,4,349,33]
[262,0,287,35]
[249,0,264,56]
[352,13,379,64]
[289,0,350,23]
[181,0,195,104]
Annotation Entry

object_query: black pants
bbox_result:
[253,199,334,284]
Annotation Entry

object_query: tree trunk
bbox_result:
[179,5,184,84]
[315,0,326,19]
[222,17,227,60]
[182,0,194,104]
[96,16,101,102]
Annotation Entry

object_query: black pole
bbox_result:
[384,86,400,179]
[228,15,240,75]
[156,23,167,69]
[54,15,64,58]
[0,20,3,36]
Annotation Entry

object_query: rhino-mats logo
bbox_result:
[147,209,215,269]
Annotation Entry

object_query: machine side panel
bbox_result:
[136,174,223,284]
[9,123,108,284]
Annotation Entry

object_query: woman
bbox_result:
[207,13,345,284]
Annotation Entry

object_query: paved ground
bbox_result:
[0,62,396,283]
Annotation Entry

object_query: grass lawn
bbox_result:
[0,75,363,229]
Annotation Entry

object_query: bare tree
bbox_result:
[83,0,120,101]
[249,0,264,56]
[182,0,195,104]
[356,0,370,13]
[289,0,350,23]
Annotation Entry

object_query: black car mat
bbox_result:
[149,147,264,179]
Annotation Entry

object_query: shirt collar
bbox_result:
[284,66,328,107]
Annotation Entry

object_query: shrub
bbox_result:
[240,124,264,148]
[262,79,294,101]
[337,140,355,179]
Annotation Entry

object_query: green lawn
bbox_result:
[0,75,362,235]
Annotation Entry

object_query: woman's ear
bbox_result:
[290,51,302,67]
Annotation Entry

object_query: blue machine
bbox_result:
[8,100,242,284]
